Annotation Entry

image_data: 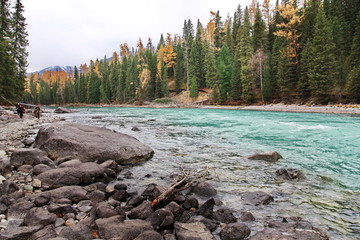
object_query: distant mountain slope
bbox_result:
[28,65,74,76]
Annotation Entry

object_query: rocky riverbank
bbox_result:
[0,106,330,240]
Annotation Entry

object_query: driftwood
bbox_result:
[151,166,213,207]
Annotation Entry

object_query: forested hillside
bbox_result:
[26,0,360,105]
[0,0,28,104]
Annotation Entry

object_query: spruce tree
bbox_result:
[216,44,233,104]
[239,8,253,103]
[346,12,360,102]
[306,6,337,104]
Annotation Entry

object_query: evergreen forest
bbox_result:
[3,0,360,105]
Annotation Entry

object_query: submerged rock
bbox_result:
[242,191,274,206]
[248,151,283,162]
[34,122,154,165]
[250,217,329,240]
[276,168,306,181]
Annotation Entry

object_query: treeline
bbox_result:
[0,0,28,104]
[27,0,360,105]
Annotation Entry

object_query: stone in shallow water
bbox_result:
[248,151,283,162]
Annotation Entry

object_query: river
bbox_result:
[61,107,360,239]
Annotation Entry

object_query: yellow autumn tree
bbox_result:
[274,0,303,65]
[162,33,177,68]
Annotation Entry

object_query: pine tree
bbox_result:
[0,0,17,102]
[189,20,205,95]
[12,0,28,97]
[214,11,224,50]
[305,5,337,103]
[183,19,194,90]
[253,3,267,52]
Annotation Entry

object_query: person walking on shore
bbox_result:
[33,106,40,119]
[16,104,26,118]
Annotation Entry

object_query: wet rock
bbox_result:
[248,151,283,162]
[132,126,141,131]
[174,222,215,240]
[242,191,274,206]
[34,192,51,207]
[133,230,163,240]
[33,164,53,176]
[34,122,154,165]
[128,201,154,220]
[197,198,215,218]
[10,148,54,169]
[212,208,237,224]
[0,226,42,240]
[24,207,57,226]
[147,209,174,229]
[54,107,75,113]
[96,217,152,240]
[114,183,128,191]
[100,160,123,174]
[250,217,329,240]
[142,183,166,201]
[220,223,251,240]
[240,212,255,222]
[276,168,306,181]
[191,182,217,197]
[182,196,199,210]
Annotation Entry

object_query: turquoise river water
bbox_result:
[62,107,360,239]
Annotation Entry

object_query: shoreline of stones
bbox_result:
[0,121,330,240]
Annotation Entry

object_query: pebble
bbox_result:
[32,178,42,188]
[0,175,6,184]
[23,185,33,192]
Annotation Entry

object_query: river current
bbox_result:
[62,107,360,239]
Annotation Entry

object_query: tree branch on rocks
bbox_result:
[151,166,213,207]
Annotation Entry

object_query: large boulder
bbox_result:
[220,223,251,240]
[10,148,54,169]
[34,122,154,165]
[174,222,215,240]
[95,217,153,240]
[248,151,283,162]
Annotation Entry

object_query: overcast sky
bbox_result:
[23,0,256,72]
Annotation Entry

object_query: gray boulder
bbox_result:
[24,207,57,226]
[128,201,154,220]
[10,148,54,169]
[220,223,251,240]
[35,162,106,189]
[96,217,152,240]
[0,226,42,240]
[34,122,154,165]
[146,209,174,230]
[133,231,163,240]
[174,222,215,240]
[248,151,283,162]
[33,164,53,176]
[212,208,237,224]
[242,191,274,206]
[45,186,87,203]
